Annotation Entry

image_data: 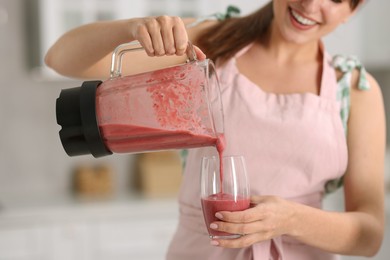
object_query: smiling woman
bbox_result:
[44,0,385,259]
[197,0,364,61]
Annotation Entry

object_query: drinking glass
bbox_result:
[200,155,250,239]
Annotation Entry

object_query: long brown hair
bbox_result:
[196,0,363,63]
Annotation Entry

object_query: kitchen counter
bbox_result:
[0,193,179,260]
[0,146,388,260]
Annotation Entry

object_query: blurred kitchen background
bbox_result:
[0,0,388,259]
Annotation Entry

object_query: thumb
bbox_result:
[193,45,206,60]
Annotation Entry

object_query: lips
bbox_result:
[289,7,318,30]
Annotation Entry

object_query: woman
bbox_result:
[45,0,386,259]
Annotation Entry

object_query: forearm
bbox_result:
[45,19,133,78]
[290,202,384,256]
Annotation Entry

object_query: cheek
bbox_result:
[273,0,290,24]
[324,4,354,25]
[273,0,292,14]
[322,12,350,33]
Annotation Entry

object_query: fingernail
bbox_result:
[210,240,219,246]
[215,212,223,219]
[210,223,218,229]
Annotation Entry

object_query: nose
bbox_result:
[300,0,323,13]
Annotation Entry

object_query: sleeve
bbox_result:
[325,55,371,193]
[332,55,371,135]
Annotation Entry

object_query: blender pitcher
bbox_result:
[56,42,224,158]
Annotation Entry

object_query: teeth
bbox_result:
[291,9,316,26]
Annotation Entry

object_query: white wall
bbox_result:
[324,0,390,68]
[358,0,390,68]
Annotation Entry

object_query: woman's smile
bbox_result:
[289,7,318,30]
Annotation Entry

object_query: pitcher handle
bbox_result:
[110,41,198,78]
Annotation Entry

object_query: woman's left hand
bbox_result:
[209,195,297,248]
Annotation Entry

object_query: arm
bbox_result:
[291,73,385,256]
[210,73,386,256]
[44,16,213,79]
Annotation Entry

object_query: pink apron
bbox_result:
[166,44,348,260]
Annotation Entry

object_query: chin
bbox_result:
[280,30,312,45]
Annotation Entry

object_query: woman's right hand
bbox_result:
[45,15,208,79]
[129,16,206,60]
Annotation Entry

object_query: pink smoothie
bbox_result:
[96,60,224,154]
[100,124,222,153]
[201,193,250,237]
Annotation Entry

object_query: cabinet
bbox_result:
[36,0,202,71]
[31,0,265,75]
[0,227,43,260]
[0,198,178,260]
[96,218,177,259]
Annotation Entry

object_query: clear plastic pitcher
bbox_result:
[56,42,224,157]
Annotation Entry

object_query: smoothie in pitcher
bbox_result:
[96,61,224,154]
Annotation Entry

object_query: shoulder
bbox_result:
[332,54,380,95]
[350,70,383,113]
[348,69,385,140]
[351,69,379,90]
[331,53,384,126]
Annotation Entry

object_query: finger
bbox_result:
[210,221,261,236]
[211,233,258,249]
[172,18,188,56]
[146,19,165,56]
[193,45,206,60]
[156,16,176,55]
[216,207,263,223]
[135,24,155,56]
[160,25,175,55]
